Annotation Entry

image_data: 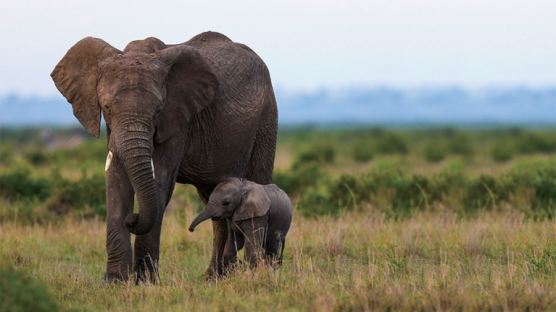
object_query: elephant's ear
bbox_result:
[233,183,270,222]
[155,45,218,143]
[51,37,120,137]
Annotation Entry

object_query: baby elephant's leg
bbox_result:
[239,219,267,268]
[264,233,285,266]
[221,225,244,273]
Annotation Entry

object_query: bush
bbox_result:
[0,145,14,165]
[531,168,556,219]
[50,139,106,164]
[374,132,408,155]
[464,175,501,213]
[291,165,556,219]
[0,266,58,312]
[423,142,446,163]
[447,133,473,156]
[515,132,556,154]
[24,149,49,166]
[0,168,51,201]
[0,166,107,221]
[294,143,336,167]
[491,143,514,162]
[297,186,338,217]
[352,141,374,162]
[273,162,325,196]
[328,174,368,211]
[47,170,105,217]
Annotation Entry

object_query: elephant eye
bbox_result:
[222,200,230,206]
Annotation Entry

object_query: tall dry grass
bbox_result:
[1,210,554,311]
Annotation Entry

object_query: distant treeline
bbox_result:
[275,162,556,219]
[279,127,556,163]
[1,154,555,222]
[0,127,555,222]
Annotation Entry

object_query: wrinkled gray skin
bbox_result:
[50,32,277,283]
[189,178,292,271]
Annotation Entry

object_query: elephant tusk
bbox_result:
[105,151,113,172]
[150,158,155,179]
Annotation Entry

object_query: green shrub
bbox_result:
[24,149,49,166]
[273,162,325,196]
[48,170,105,217]
[531,168,556,219]
[292,166,556,219]
[49,139,106,165]
[294,143,336,167]
[0,266,58,312]
[328,174,368,211]
[352,141,374,162]
[297,186,338,217]
[464,175,501,213]
[0,145,14,165]
[491,143,514,162]
[516,132,556,154]
[0,168,51,201]
[447,133,473,156]
[374,132,408,155]
[423,142,446,163]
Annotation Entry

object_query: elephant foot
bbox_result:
[135,270,160,285]
[134,254,160,284]
[204,264,225,280]
[102,272,130,286]
[204,261,238,280]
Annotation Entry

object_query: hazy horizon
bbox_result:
[1,0,556,96]
[2,86,554,126]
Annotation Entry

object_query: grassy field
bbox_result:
[1,127,556,311]
[1,211,555,311]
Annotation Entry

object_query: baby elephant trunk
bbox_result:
[188,210,212,232]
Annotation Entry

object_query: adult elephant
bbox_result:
[51,32,278,282]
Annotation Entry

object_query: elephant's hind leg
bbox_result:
[245,92,277,185]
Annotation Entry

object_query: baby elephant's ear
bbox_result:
[233,184,270,222]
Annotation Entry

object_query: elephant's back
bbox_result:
[187,31,233,44]
[184,32,271,106]
[177,32,276,184]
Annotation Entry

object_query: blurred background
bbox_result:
[0,0,555,126]
[1,2,555,310]
[0,0,555,218]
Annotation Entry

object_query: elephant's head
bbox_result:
[189,178,270,232]
[51,37,218,235]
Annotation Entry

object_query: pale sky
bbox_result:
[1,0,556,96]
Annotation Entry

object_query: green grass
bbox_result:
[1,211,555,311]
[1,126,556,311]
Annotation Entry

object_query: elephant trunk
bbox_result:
[189,210,212,232]
[113,121,158,235]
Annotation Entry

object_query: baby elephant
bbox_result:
[189,178,292,271]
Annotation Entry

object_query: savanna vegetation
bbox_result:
[0,126,555,311]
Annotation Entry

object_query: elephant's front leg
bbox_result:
[133,179,172,284]
[134,139,183,284]
[206,219,228,277]
[105,153,134,282]
[134,220,163,283]
[221,220,245,274]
